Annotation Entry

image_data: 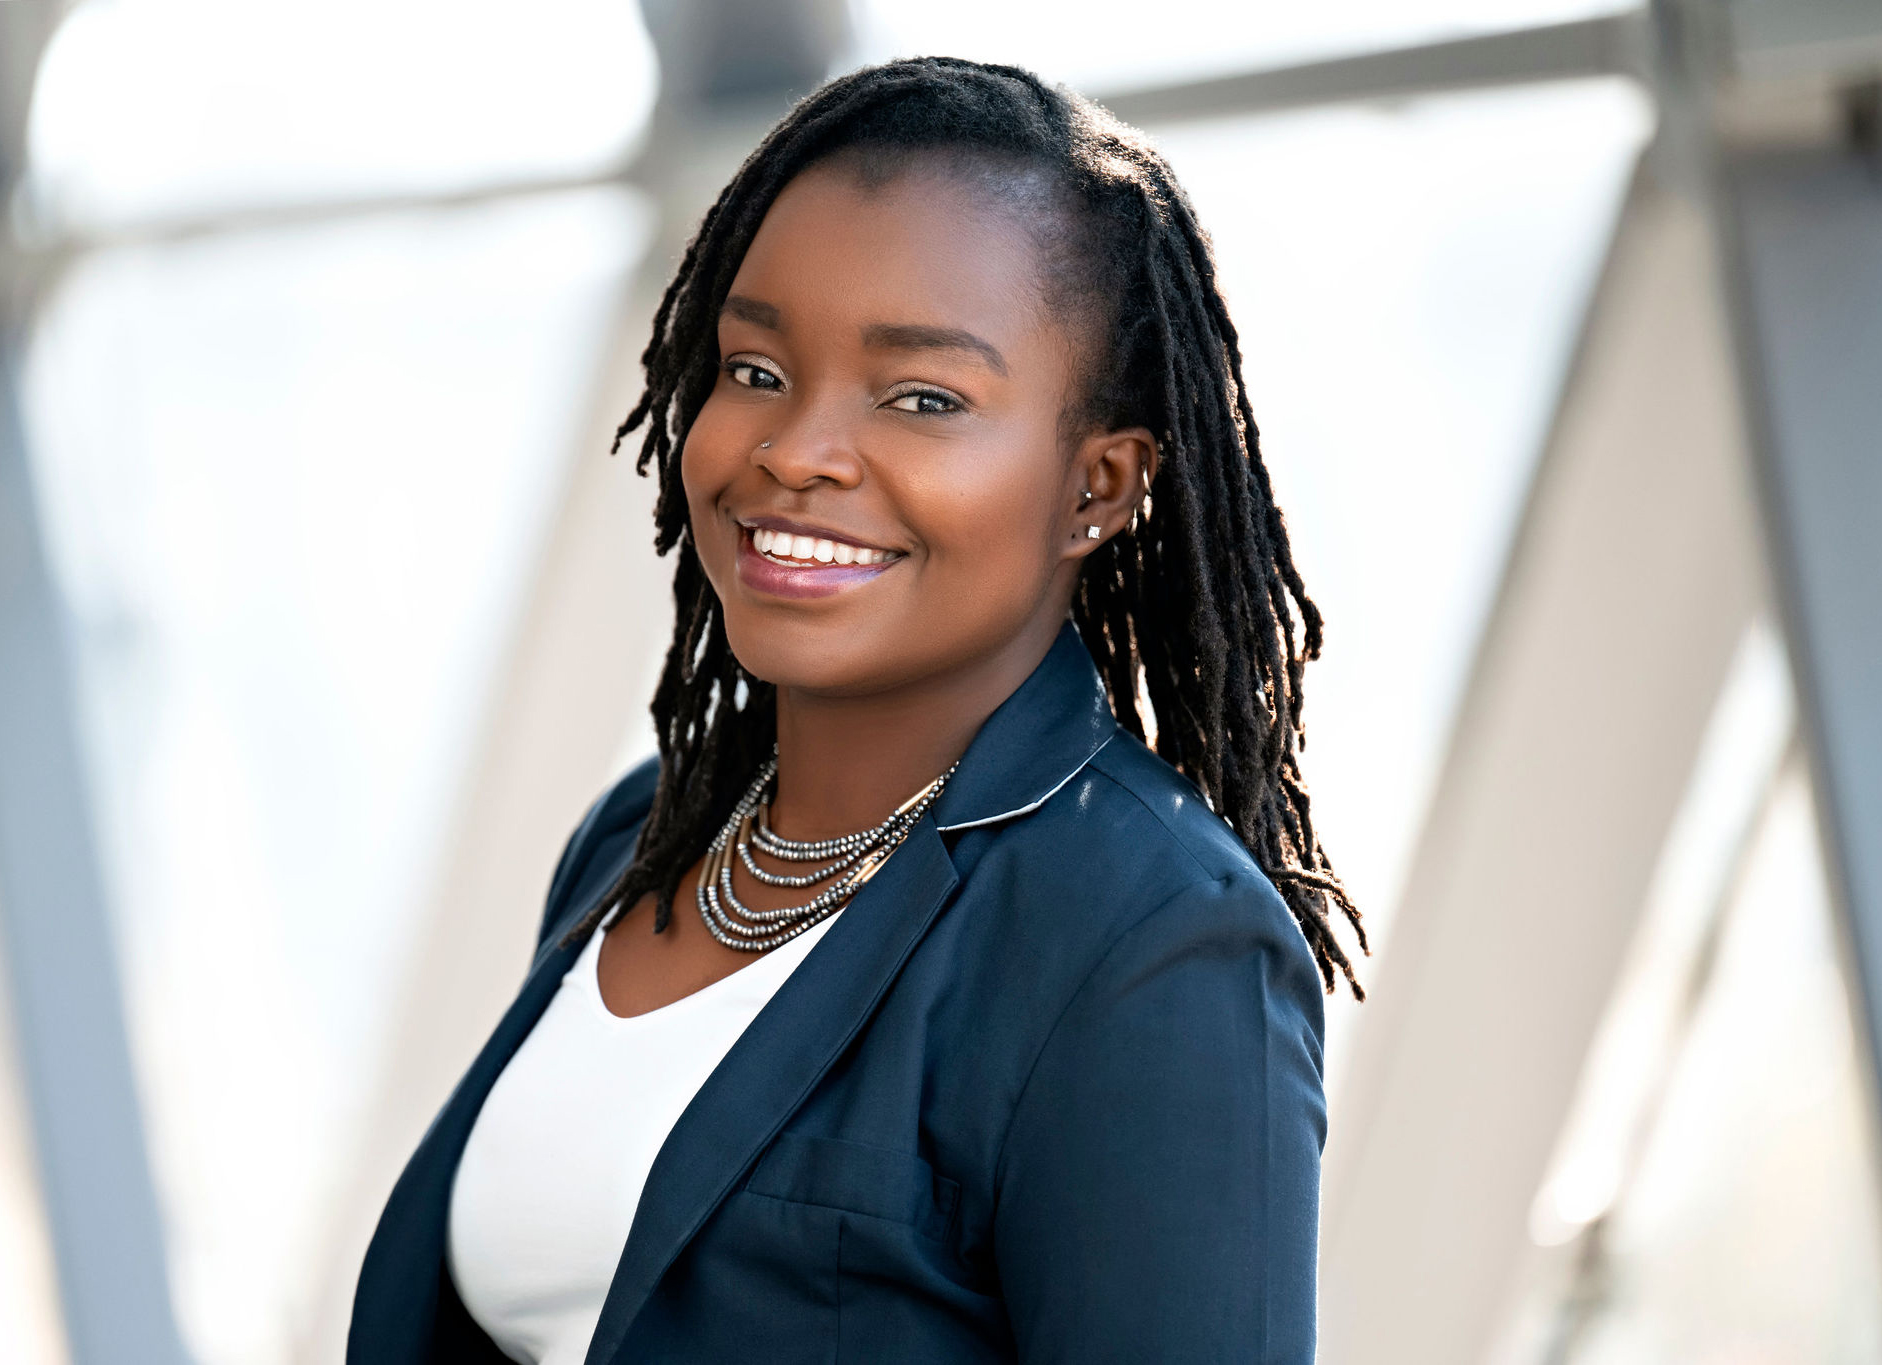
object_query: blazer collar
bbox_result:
[930,618,1119,833]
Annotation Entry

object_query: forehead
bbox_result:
[726,160,1057,342]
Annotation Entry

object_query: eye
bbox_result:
[884,387,963,415]
[722,358,785,391]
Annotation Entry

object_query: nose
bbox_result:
[750,403,864,491]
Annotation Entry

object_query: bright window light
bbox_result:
[23,0,657,235]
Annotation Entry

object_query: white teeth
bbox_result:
[748,525,893,567]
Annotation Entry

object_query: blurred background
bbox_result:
[0,0,1879,1361]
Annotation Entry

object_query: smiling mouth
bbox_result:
[746,525,903,568]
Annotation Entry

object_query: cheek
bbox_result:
[680,400,737,500]
[678,400,750,550]
[899,434,1066,590]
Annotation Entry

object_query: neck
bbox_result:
[766,615,1064,840]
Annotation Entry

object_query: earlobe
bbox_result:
[1074,487,1103,547]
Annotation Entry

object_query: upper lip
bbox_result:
[735,514,904,556]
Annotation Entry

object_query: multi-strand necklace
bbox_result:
[696,747,958,952]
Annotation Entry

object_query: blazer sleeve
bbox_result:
[991,871,1328,1364]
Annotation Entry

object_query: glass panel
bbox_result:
[1154,78,1650,994]
[1502,755,1882,1363]
[848,0,1639,96]
[18,186,649,1365]
[1531,622,1796,1248]
[23,0,657,234]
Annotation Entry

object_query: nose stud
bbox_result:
[759,441,772,449]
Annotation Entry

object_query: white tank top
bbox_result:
[446,910,843,1364]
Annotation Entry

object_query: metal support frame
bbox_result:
[0,3,192,1361]
[1720,142,1882,1102]
[0,356,191,1364]
[1103,13,1649,126]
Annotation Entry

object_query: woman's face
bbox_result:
[681,158,1142,698]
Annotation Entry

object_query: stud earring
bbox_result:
[1086,525,1102,539]
[1077,488,1093,509]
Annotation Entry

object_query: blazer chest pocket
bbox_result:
[744,1131,960,1242]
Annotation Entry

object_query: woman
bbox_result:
[349,55,1364,1364]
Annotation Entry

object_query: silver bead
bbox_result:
[695,747,959,951]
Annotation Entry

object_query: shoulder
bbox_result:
[954,728,1325,1025]
[988,727,1301,938]
[536,753,662,944]
[1083,730,1272,884]
[989,745,1329,1362]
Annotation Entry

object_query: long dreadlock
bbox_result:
[565,55,1368,997]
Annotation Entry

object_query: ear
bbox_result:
[1061,426,1159,559]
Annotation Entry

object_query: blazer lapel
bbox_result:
[584,815,961,1364]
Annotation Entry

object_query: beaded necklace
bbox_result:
[696,748,958,952]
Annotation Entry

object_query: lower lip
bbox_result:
[734,528,902,599]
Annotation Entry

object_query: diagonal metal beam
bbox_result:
[1718,142,1882,1106]
[1317,170,1763,1365]
[1102,13,1650,127]
[0,3,190,1360]
[0,352,191,1365]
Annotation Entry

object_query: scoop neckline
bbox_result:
[574,909,842,1025]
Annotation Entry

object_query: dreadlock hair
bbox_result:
[566,54,1368,997]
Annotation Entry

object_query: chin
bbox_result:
[720,613,896,697]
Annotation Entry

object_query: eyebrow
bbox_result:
[720,294,781,329]
[862,322,1008,377]
[720,295,1009,378]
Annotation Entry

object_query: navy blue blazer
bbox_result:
[349,621,1327,1363]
